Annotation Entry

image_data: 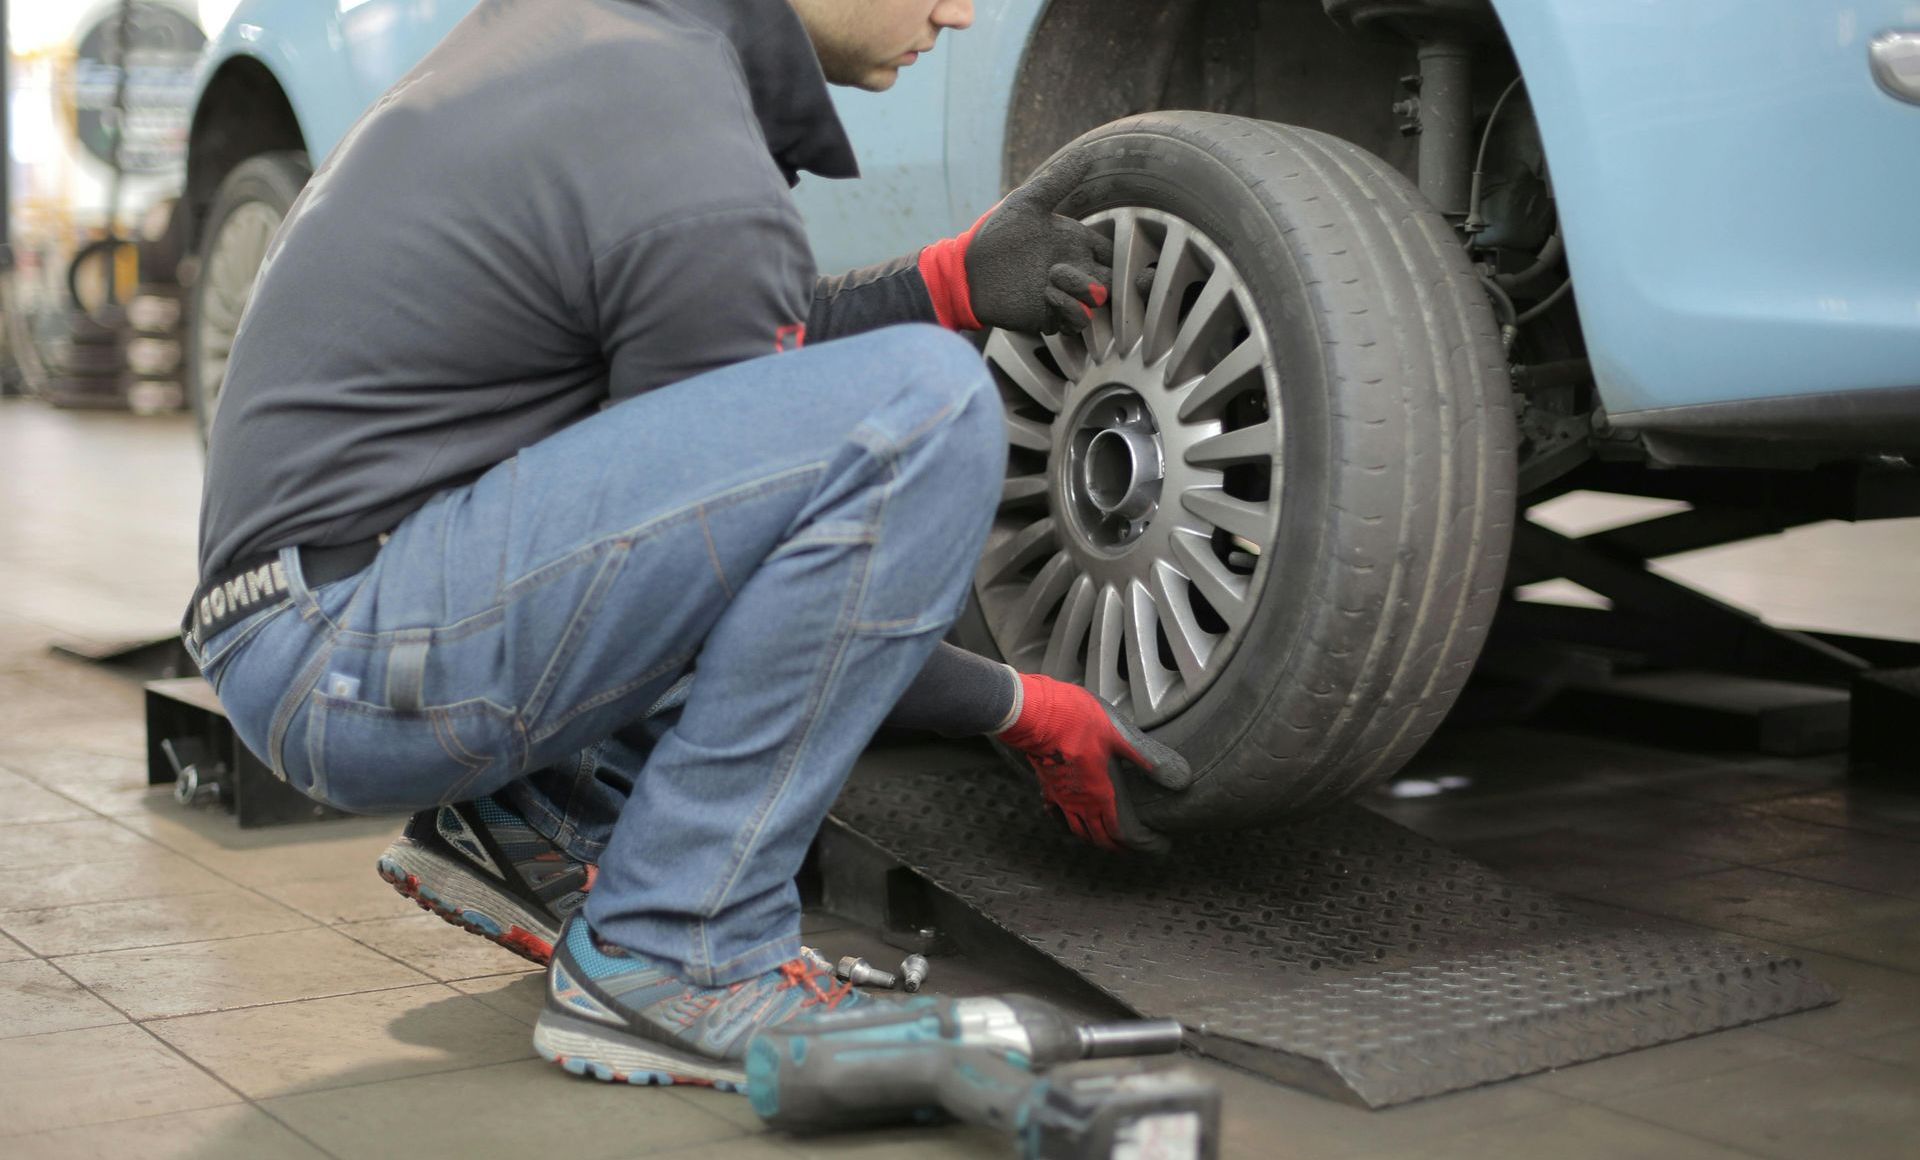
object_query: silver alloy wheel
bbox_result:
[193,200,283,428]
[976,207,1282,726]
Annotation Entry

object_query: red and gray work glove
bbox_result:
[997,672,1194,855]
[918,155,1114,335]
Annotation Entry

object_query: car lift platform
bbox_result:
[818,748,1835,1108]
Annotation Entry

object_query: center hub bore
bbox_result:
[1065,387,1164,549]
[1084,427,1162,519]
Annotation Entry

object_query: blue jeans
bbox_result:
[188,325,1003,984]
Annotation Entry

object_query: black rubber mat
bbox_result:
[826,753,1835,1107]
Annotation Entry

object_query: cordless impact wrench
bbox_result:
[743,995,1220,1160]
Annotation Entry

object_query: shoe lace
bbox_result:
[776,958,854,1009]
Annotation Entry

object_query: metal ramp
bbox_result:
[821,749,1834,1108]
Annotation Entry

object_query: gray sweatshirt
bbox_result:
[197,0,942,581]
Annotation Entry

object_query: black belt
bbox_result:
[184,538,383,648]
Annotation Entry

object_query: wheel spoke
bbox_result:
[1001,474,1049,505]
[1185,419,1278,467]
[1122,580,1174,719]
[1085,584,1128,707]
[986,330,1067,413]
[997,551,1078,654]
[1163,267,1233,380]
[1141,220,1191,363]
[1181,488,1274,550]
[1149,560,1216,689]
[1043,572,1097,680]
[977,518,1057,586]
[1005,413,1054,452]
[1041,330,1089,383]
[1175,336,1264,422]
[1084,275,1116,364]
[1170,530,1253,632]
[1108,210,1147,357]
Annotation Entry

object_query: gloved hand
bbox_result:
[918,155,1114,335]
[996,672,1194,854]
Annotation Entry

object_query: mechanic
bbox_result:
[183,0,1191,1086]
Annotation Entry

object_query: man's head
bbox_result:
[787,0,974,91]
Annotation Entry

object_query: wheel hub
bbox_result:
[1068,388,1164,543]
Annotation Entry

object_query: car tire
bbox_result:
[187,151,310,445]
[956,112,1516,828]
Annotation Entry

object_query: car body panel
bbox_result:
[1491,0,1920,418]
[195,0,474,161]
[193,0,343,155]
[193,0,1920,425]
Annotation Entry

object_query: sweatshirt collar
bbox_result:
[664,0,860,183]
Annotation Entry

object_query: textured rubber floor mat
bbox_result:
[825,756,1834,1107]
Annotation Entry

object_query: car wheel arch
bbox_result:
[1004,0,1422,189]
[185,57,309,256]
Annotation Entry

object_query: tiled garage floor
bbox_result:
[2,400,1918,1159]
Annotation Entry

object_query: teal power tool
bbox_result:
[743,994,1220,1160]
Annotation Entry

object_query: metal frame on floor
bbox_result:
[1481,461,1920,755]
[1503,461,1920,683]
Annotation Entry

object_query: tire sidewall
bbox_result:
[187,152,310,447]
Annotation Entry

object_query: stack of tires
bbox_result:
[125,199,191,414]
[44,200,191,412]
[124,287,185,414]
[45,303,130,409]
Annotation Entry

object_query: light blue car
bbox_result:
[181,0,1920,825]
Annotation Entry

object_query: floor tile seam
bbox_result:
[1758,1026,1920,1072]
[449,968,547,988]
[0,1098,261,1146]
[34,913,329,960]
[39,951,151,1028]
[1747,860,1920,904]
[646,1120,795,1158]
[1547,826,1832,871]
[0,806,147,833]
[1739,803,1920,844]
[0,812,103,828]
[138,978,468,1027]
[326,915,549,983]
[1561,859,1920,917]
[0,881,278,919]
[0,737,153,764]
[0,1011,128,1041]
[251,1053,548,1104]
[130,976,455,1023]
[1511,1095,1781,1160]
[94,809,407,936]
[1582,1038,1899,1110]
[0,960,263,1142]
[1772,929,1920,978]
[1552,864,1765,909]
[1639,784,1846,808]
[189,1051,549,1106]
[1582,1090,1820,1152]
[128,1018,260,1109]
[248,1102,354,1160]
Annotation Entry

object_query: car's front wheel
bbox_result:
[187,151,310,445]
[959,112,1517,828]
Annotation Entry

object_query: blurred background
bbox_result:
[3,0,238,415]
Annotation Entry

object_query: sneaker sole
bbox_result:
[377,841,558,966]
[533,1009,746,1091]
